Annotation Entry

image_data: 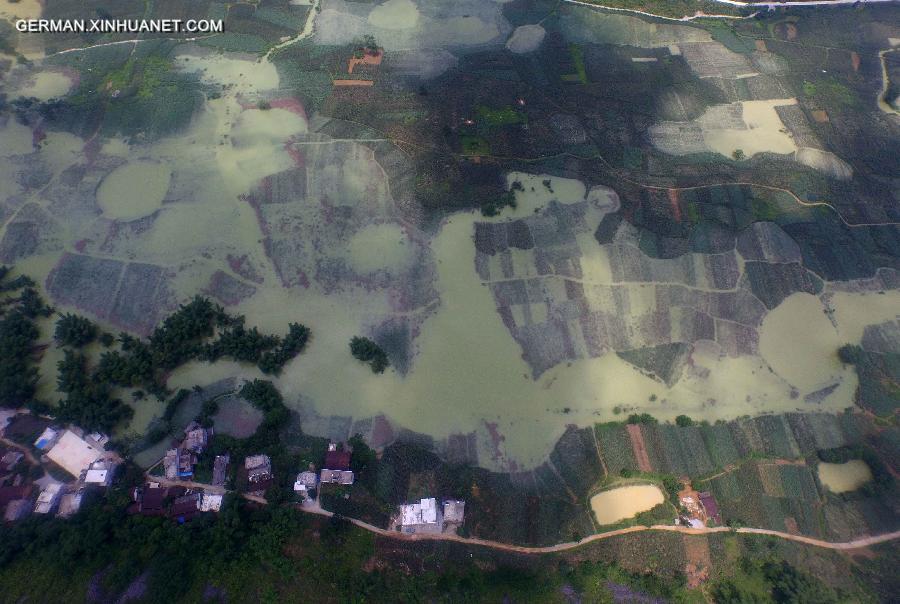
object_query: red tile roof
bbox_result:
[324,450,351,471]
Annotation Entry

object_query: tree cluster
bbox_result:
[349,336,389,374]
[53,313,98,348]
[626,413,658,425]
[0,268,47,408]
[96,298,311,391]
[55,350,133,433]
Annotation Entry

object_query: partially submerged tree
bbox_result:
[54,313,98,347]
[349,336,389,374]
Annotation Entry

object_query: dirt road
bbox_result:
[151,470,900,554]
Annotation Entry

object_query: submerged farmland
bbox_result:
[0,0,898,477]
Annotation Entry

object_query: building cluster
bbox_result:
[1,424,118,522]
[164,422,212,480]
[128,483,223,523]
[395,498,466,535]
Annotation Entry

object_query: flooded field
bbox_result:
[1,1,899,476]
[818,460,873,493]
[703,100,799,158]
[652,99,799,159]
[96,161,172,221]
[590,484,665,525]
[14,70,73,101]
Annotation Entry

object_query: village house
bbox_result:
[34,483,63,514]
[83,459,117,487]
[182,421,211,453]
[698,491,721,524]
[244,454,273,497]
[200,493,223,513]
[0,485,32,522]
[171,492,202,523]
[4,498,31,522]
[57,490,84,518]
[293,470,318,500]
[443,499,466,530]
[398,497,443,534]
[130,483,182,517]
[212,454,230,487]
[1,451,23,472]
[319,443,354,485]
[164,422,213,480]
[44,429,106,479]
[246,454,272,483]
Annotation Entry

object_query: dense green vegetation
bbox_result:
[0,268,50,408]
[481,190,517,217]
[349,336,389,373]
[1,267,311,434]
[91,296,310,391]
[31,45,203,140]
[53,313,98,348]
[0,487,694,604]
[56,349,133,433]
[837,344,899,417]
[626,413,658,425]
[712,557,843,603]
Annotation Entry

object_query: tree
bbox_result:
[54,313,98,347]
[675,415,694,427]
[837,343,862,365]
[732,149,746,161]
[626,413,657,425]
[349,336,389,374]
[348,433,376,474]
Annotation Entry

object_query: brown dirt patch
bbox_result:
[626,424,652,473]
[667,189,682,223]
[784,517,800,535]
[811,110,830,123]
[786,23,798,41]
[682,535,711,589]
[755,40,768,52]
[851,51,860,72]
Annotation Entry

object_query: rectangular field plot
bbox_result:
[595,423,639,476]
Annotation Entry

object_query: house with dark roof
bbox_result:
[244,455,273,497]
[132,484,186,517]
[170,493,201,523]
[320,443,354,485]
[0,485,32,522]
[698,491,721,524]
[212,454,230,487]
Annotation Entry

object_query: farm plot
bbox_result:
[595,423,639,477]
[699,423,742,469]
[751,415,802,459]
[659,425,715,478]
[548,426,604,497]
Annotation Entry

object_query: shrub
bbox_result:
[349,336,389,374]
[53,313,98,347]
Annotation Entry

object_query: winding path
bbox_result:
[284,498,900,554]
